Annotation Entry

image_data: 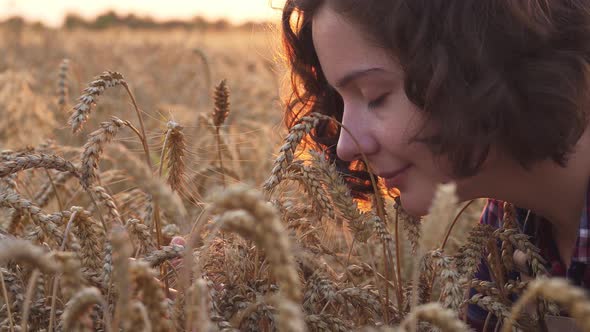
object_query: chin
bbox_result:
[397,185,436,217]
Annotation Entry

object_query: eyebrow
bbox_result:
[334,68,386,88]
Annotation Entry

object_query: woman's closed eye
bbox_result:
[367,92,390,109]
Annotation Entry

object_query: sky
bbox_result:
[0,0,285,27]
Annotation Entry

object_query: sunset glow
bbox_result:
[0,0,282,27]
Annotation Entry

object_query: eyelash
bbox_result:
[368,93,390,109]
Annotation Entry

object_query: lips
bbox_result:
[380,164,412,188]
[379,164,412,179]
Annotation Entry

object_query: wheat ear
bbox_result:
[69,71,125,133]
[61,287,106,331]
[130,260,174,332]
[0,153,79,179]
[80,117,126,188]
[263,115,319,192]
[105,143,187,225]
[162,121,186,193]
[212,80,230,187]
[57,58,69,110]
[111,227,132,330]
[0,239,57,274]
[399,302,470,332]
[210,185,305,332]
[503,278,590,332]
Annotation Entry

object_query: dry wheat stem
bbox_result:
[0,269,15,332]
[20,269,40,332]
[112,227,133,331]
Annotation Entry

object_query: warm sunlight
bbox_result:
[0,0,281,27]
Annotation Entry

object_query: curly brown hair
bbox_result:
[281,0,590,192]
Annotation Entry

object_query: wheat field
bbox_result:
[0,23,589,332]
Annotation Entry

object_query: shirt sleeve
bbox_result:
[479,198,504,228]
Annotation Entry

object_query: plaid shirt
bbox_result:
[466,191,590,330]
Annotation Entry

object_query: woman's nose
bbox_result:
[336,107,378,162]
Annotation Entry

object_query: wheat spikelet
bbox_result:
[469,279,501,297]
[102,241,113,292]
[0,153,79,179]
[393,196,421,254]
[399,302,470,332]
[125,218,156,253]
[70,206,104,286]
[105,143,187,225]
[495,228,547,277]
[57,58,69,110]
[130,260,174,332]
[455,224,494,278]
[142,195,154,227]
[337,286,383,319]
[212,80,230,128]
[431,250,462,311]
[468,293,510,322]
[287,162,335,220]
[91,185,122,225]
[1,267,24,318]
[263,115,320,192]
[69,71,126,133]
[80,117,126,188]
[305,314,352,331]
[210,185,305,332]
[163,121,186,193]
[60,287,104,331]
[308,150,369,239]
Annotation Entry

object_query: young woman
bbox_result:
[281,0,590,329]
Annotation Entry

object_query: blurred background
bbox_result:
[0,0,281,27]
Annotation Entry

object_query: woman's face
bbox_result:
[312,4,461,216]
